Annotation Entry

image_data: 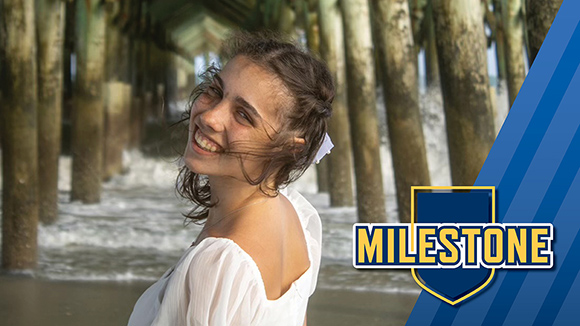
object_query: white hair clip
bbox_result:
[312,133,334,165]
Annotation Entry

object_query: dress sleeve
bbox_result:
[153,238,263,326]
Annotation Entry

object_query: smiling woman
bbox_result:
[183,55,302,186]
[127,31,334,326]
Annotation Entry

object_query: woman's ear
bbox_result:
[292,137,306,153]
[294,137,306,146]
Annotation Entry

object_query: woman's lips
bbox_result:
[192,126,224,154]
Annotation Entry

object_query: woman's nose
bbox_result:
[199,100,228,133]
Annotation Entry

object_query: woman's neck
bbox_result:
[206,175,273,223]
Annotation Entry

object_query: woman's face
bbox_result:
[183,55,291,181]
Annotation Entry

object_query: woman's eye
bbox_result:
[237,110,251,122]
[206,86,221,97]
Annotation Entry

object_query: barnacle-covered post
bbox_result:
[103,1,126,180]
[432,0,496,186]
[526,0,564,65]
[371,0,431,223]
[318,0,355,206]
[492,0,508,85]
[36,0,65,223]
[71,0,107,203]
[424,0,440,88]
[1,0,39,269]
[164,49,179,122]
[302,8,330,193]
[504,0,526,107]
[341,0,387,223]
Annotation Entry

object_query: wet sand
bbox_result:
[0,275,418,325]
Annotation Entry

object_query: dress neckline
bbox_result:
[188,187,313,303]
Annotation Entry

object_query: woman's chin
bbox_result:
[183,156,224,177]
[183,158,205,175]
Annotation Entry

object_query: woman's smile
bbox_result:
[191,125,224,155]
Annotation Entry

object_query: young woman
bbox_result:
[128,31,334,326]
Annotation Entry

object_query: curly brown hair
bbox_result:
[177,30,334,222]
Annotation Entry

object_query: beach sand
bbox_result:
[0,275,418,325]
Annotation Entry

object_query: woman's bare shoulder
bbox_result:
[225,195,310,300]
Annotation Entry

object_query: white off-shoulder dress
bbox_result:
[127,186,322,326]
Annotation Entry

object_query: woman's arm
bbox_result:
[303,313,307,326]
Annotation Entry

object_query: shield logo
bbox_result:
[410,186,496,305]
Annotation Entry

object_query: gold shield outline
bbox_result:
[410,186,496,305]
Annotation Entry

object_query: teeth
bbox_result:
[194,129,220,153]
